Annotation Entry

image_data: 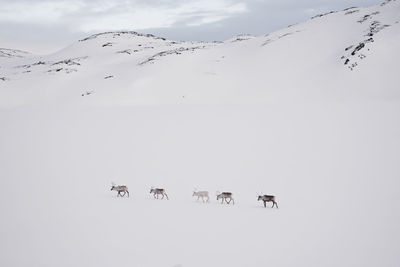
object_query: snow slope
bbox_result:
[0,1,400,267]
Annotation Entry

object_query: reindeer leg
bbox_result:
[165,193,169,200]
[274,201,278,209]
[126,191,129,197]
[197,196,200,202]
[264,201,266,208]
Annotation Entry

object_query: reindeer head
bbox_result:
[150,188,154,194]
[110,182,117,191]
[258,195,262,201]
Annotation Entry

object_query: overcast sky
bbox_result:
[0,0,382,54]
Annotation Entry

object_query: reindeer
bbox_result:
[258,195,278,208]
[150,188,169,200]
[217,192,234,205]
[192,190,210,202]
[110,183,129,197]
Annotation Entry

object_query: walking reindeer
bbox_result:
[217,192,234,205]
[150,187,169,200]
[192,190,210,202]
[110,183,130,197]
[258,195,278,208]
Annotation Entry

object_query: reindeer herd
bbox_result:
[110,183,278,208]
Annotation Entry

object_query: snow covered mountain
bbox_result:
[1,0,399,106]
[0,1,399,267]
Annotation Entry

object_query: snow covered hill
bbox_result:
[0,1,399,267]
[1,0,399,106]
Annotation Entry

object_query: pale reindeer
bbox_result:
[150,187,169,200]
[216,192,234,205]
[192,190,210,202]
[110,183,129,197]
[258,195,278,208]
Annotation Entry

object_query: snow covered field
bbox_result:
[1,1,400,267]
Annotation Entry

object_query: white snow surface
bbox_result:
[1,1,400,267]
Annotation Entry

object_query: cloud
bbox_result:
[0,0,84,24]
[0,0,248,32]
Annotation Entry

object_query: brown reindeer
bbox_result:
[111,184,129,197]
[258,195,278,208]
[150,188,169,200]
[217,192,234,205]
